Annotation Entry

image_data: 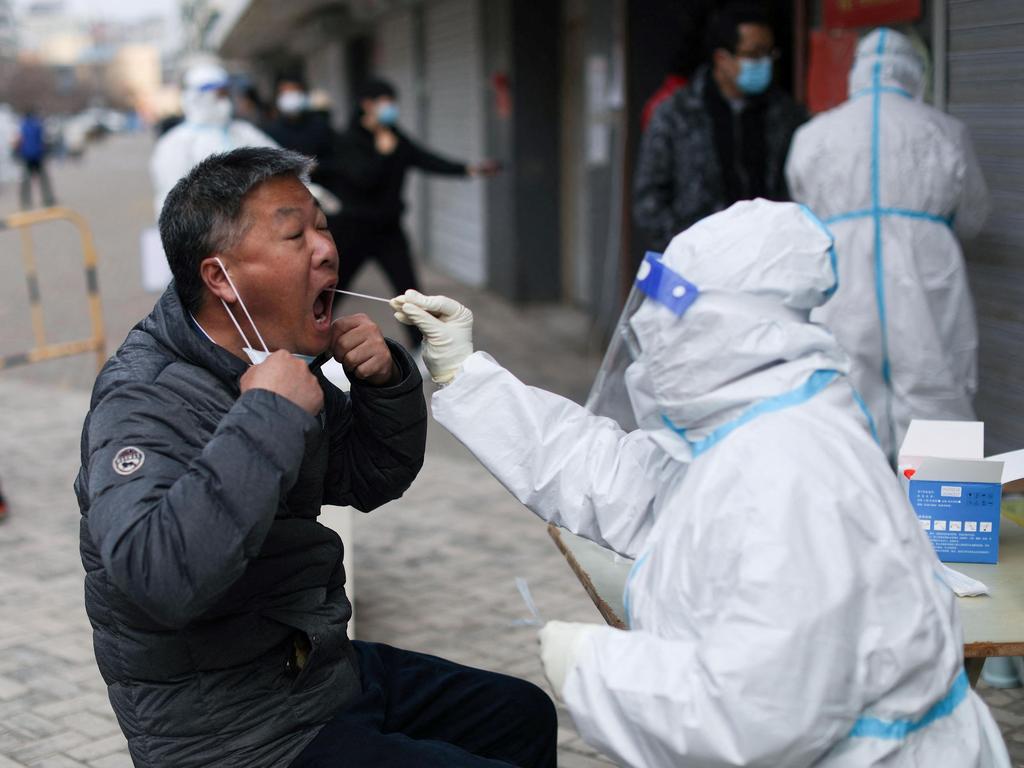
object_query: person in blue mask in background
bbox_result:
[322,79,499,357]
[633,2,806,251]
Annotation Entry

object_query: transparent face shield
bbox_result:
[584,251,700,430]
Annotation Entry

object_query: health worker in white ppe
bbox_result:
[785,28,991,461]
[150,63,277,217]
[391,199,1009,768]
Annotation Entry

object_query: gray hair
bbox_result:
[158,146,316,313]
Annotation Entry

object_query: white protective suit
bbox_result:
[431,200,1008,767]
[150,63,277,217]
[786,28,991,460]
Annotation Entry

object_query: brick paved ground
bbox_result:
[1,133,1022,767]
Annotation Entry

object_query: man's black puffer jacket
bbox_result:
[74,286,427,767]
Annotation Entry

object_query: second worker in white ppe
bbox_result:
[392,199,1009,768]
[785,28,991,461]
[150,63,278,218]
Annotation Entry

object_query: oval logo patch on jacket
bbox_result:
[112,447,145,476]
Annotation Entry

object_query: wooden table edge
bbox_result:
[547,523,627,630]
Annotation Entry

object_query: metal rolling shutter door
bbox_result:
[947,0,1024,453]
[423,0,486,286]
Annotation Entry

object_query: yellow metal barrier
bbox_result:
[0,206,106,373]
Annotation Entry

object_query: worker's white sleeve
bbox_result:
[565,619,857,768]
[953,121,991,241]
[431,352,662,558]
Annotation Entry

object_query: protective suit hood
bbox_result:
[181,63,232,128]
[624,200,849,459]
[849,28,926,100]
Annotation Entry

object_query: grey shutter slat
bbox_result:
[948,0,1024,453]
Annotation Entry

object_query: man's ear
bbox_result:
[200,256,236,304]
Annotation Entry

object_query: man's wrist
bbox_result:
[351,341,413,390]
[363,359,400,387]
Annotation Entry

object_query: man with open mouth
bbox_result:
[75,147,556,767]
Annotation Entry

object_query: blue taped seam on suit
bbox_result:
[817,27,954,458]
[851,85,912,100]
[825,208,953,227]
[848,669,969,740]
[850,385,881,446]
[871,57,890,392]
[622,552,650,629]
[799,204,840,297]
[661,369,841,459]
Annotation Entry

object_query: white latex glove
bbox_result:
[390,290,474,384]
[538,620,600,700]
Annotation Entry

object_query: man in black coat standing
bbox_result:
[75,147,555,768]
[263,74,335,165]
[325,79,498,351]
[633,2,806,251]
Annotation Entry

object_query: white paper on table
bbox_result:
[988,449,1024,485]
[939,564,990,597]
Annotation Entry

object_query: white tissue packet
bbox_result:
[939,564,990,597]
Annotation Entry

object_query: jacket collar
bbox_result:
[140,285,249,390]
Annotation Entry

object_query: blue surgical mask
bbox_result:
[377,102,399,126]
[736,56,773,95]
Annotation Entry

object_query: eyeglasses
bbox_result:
[733,48,781,61]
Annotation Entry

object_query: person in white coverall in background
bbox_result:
[785,28,990,462]
[391,199,1009,768]
[150,62,277,217]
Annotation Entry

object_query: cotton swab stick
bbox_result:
[332,288,392,304]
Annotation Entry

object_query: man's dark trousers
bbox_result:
[290,641,558,767]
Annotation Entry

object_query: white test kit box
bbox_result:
[898,420,1004,564]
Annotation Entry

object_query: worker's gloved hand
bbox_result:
[538,620,600,700]
[390,290,473,384]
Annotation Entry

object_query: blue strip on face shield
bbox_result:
[635,251,700,316]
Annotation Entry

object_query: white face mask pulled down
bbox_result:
[212,257,317,365]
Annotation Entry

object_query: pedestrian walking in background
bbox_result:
[16,108,56,209]
[322,78,499,353]
[786,28,991,460]
[633,2,805,251]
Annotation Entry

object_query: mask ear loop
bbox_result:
[213,256,270,355]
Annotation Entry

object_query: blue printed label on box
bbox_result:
[908,480,1001,564]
